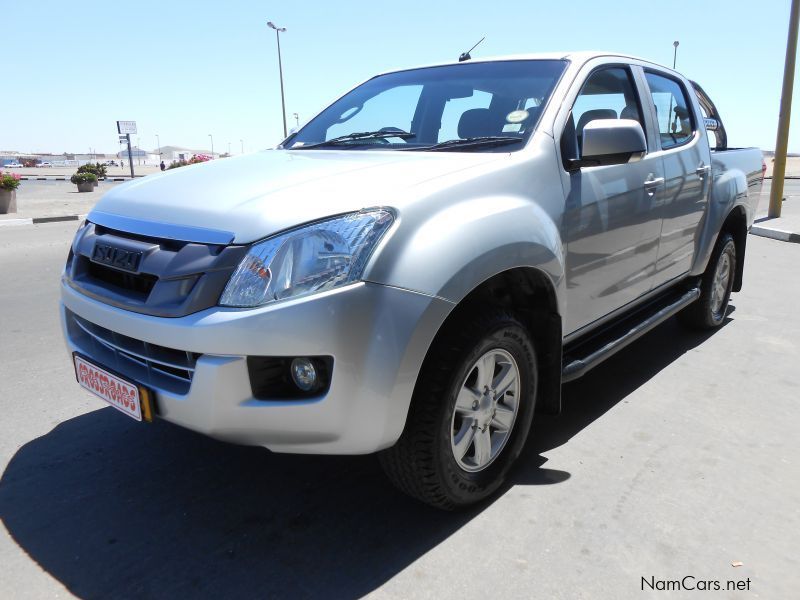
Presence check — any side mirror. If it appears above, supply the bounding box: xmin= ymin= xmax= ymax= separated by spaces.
xmin=570 ymin=119 xmax=646 ymax=170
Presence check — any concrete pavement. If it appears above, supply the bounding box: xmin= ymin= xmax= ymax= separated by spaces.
xmin=752 ymin=179 xmax=800 ymax=243
xmin=0 ymin=180 xmax=124 ymax=224
xmin=0 ymin=222 xmax=798 ymax=599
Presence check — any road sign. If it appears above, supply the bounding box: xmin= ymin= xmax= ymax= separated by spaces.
xmin=117 ymin=121 xmax=137 ymax=135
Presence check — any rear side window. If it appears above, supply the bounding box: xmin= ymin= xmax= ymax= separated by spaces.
xmin=644 ymin=72 xmax=695 ymax=149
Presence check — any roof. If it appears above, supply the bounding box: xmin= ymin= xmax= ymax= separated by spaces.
xmin=373 ymin=51 xmax=673 ymax=77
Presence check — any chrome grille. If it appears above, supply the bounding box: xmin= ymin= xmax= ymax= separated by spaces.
xmin=66 ymin=309 xmax=199 ymax=395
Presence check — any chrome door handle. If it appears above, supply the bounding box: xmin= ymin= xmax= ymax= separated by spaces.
xmin=644 ymin=176 xmax=664 ymax=196
xmin=695 ymin=165 xmax=711 ymax=177
xmin=644 ymin=177 xmax=665 ymax=186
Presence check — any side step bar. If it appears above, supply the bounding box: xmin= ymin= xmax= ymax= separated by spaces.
xmin=562 ymin=287 xmax=701 ymax=383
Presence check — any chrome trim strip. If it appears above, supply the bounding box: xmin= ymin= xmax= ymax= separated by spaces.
xmin=88 ymin=211 xmax=235 ymax=245
xmin=72 ymin=316 xmax=196 ymax=374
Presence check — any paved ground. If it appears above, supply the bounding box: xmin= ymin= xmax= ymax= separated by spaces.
xmin=4 ymin=165 xmax=163 ymax=178
xmin=0 ymin=222 xmax=798 ymax=599
xmin=755 ymin=180 xmax=800 ymax=241
xmin=0 ymin=180 xmax=128 ymax=221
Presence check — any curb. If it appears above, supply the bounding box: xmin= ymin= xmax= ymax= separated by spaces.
xmin=750 ymin=225 xmax=800 ymax=244
xmin=0 ymin=218 xmax=33 ymax=227
xmin=0 ymin=214 xmax=85 ymax=228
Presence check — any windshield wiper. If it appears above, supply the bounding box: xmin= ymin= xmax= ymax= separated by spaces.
xmin=419 ymin=136 xmax=524 ymax=152
xmin=291 ymin=129 xmax=415 ymax=149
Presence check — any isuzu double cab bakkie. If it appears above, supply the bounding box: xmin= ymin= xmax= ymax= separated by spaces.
xmin=61 ymin=52 xmax=763 ymax=508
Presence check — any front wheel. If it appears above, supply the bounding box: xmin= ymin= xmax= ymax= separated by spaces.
xmin=379 ymin=310 xmax=537 ymax=510
xmin=680 ymin=232 xmax=736 ymax=329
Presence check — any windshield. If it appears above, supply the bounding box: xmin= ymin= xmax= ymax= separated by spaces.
xmin=285 ymin=60 xmax=567 ymax=152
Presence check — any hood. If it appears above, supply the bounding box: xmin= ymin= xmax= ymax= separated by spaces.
xmin=89 ymin=150 xmax=502 ymax=244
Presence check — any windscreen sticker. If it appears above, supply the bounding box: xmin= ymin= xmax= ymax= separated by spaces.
xmin=502 ymin=123 xmax=522 ymax=133
xmin=506 ymin=110 xmax=529 ymax=123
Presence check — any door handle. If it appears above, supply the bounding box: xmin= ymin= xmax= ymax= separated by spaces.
xmin=695 ymin=164 xmax=711 ymax=177
xmin=643 ymin=176 xmax=664 ymax=196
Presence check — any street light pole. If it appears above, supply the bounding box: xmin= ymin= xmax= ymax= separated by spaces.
xmin=672 ymin=40 xmax=679 ymax=69
xmin=267 ymin=21 xmax=288 ymax=138
xmin=769 ymin=0 xmax=800 ymax=218
xmin=208 ymin=134 xmax=214 ymax=157
xmin=156 ymin=134 xmax=161 ymax=164
xmin=293 ymin=112 xmax=299 ymax=128
xmin=240 ymin=139 xmax=244 ymax=154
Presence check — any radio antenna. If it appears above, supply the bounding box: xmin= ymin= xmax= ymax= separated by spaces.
xmin=459 ymin=37 xmax=485 ymax=62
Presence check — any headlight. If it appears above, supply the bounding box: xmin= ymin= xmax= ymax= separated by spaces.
xmin=219 ymin=209 xmax=394 ymax=307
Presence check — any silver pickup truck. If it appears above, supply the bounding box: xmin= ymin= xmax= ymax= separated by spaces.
xmin=61 ymin=52 xmax=763 ymax=508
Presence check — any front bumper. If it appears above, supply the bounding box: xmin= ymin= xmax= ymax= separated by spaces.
xmin=61 ymin=279 xmax=453 ymax=454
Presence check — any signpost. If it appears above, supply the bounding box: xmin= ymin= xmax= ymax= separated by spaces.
xmin=116 ymin=121 xmax=137 ymax=179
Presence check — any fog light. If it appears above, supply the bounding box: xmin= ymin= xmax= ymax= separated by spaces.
xmin=290 ymin=357 xmax=317 ymax=392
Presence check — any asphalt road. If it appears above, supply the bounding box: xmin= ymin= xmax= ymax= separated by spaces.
xmin=1 ymin=223 xmax=798 ymax=599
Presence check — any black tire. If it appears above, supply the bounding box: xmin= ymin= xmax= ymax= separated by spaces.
xmin=679 ymin=232 xmax=736 ymax=330
xmin=379 ymin=309 xmax=537 ymax=510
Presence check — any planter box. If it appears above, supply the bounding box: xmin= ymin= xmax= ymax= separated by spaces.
xmin=0 ymin=189 xmax=17 ymax=214
xmin=76 ymin=182 xmax=94 ymax=193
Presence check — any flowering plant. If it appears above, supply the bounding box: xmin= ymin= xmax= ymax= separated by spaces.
xmin=0 ymin=172 xmax=21 ymax=190
xmin=77 ymin=162 xmax=108 ymax=178
xmin=70 ymin=172 xmax=98 ymax=184
xmin=167 ymin=154 xmax=213 ymax=170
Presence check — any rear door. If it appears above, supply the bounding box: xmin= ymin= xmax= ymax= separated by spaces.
xmin=558 ymin=65 xmax=665 ymax=334
xmin=642 ymin=70 xmax=711 ymax=287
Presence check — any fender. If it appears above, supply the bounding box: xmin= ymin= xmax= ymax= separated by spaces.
xmin=366 ymin=193 xmax=565 ymax=315
xmin=366 ymin=193 xmax=566 ymax=441
xmin=691 ymin=158 xmax=751 ymax=277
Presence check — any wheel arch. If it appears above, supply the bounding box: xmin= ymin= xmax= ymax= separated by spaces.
xmin=410 ymin=266 xmax=564 ymax=426
xmin=720 ymin=205 xmax=747 ymax=292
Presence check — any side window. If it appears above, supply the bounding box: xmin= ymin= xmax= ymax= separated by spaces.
xmin=562 ymin=67 xmax=645 ymax=162
xmin=644 ymin=72 xmax=695 ymax=149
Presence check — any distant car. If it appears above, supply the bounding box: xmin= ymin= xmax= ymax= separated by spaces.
xmin=4 ymin=162 xmax=23 ymax=168
xmin=37 ymin=162 xmax=52 ymax=168
xmin=105 ymin=160 xmax=118 ymax=167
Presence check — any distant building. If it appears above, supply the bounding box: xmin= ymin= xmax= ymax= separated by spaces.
xmin=156 ymin=146 xmax=216 ymax=162
xmin=1 ymin=152 xmax=121 ymax=167
xmin=116 ymin=147 xmax=159 ymax=165
xmin=116 ymin=147 xmax=158 ymax=161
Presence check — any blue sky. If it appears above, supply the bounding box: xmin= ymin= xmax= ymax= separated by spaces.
xmin=2 ymin=0 xmax=798 ymax=154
